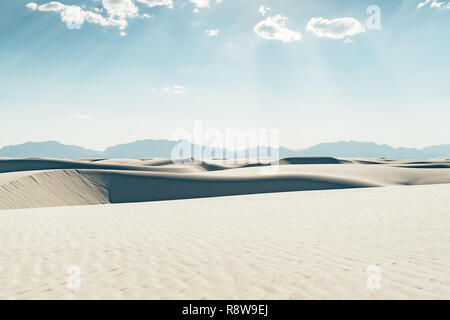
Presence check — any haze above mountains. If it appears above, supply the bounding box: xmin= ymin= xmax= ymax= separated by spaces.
xmin=1 ymin=140 xmax=449 ymax=159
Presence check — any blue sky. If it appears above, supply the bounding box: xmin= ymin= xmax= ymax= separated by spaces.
xmin=0 ymin=0 xmax=449 ymax=150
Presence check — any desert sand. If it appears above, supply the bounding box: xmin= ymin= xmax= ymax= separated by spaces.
xmin=1 ymin=157 xmax=450 ymax=210
xmin=1 ymin=157 xmax=450 ymax=299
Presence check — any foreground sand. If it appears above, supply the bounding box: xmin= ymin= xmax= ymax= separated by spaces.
xmin=1 ymin=184 xmax=450 ymax=299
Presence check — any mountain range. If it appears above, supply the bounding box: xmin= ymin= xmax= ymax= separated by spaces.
xmin=0 ymin=140 xmax=449 ymax=160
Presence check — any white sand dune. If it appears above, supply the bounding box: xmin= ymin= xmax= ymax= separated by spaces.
xmin=1 ymin=157 xmax=450 ymax=210
xmin=0 ymin=158 xmax=202 ymax=174
xmin=1 ymin=184 xmax=449 ymax=299
xmin=0 ymin=170 xmax=109 ymax=210
xmin=1 ymin=157 xmax=450 ymax=299
xmin=0 ymin=169 xmax=375 ymax=210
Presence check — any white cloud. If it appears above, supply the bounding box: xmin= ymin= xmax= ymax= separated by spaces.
xmin=26 ymin=2 xmax=38 ymax=10
xmin=70 ymin=114 xmax=92 ymax=119
xmin=26 ymin=2 xmax=128 ymax=30
xmin=306 ymin=17 xmax=366 ymax=39
xmin=101 ymin=0 xmax=138 ymax=20
xmin=189 ymin=0 xmax=210 ymax=9
xmin=431 ymin=1 xmax=444 ymax=7
xmin=136 ymin=0 xmax=174 ymax=9
xmin=26 ymin=0 xmax=173 ymax=34
xmin=418 ymin=0 xmax=431 ymax=8
xmin=417 ymin=0 xmax=450 ymax=9
xmin=36 ymin=2 xmax=64 ymax=12
xmin=189 ymin=0 xmax=223 ymax=12
xmin=162 ymin=85 xmax=185 ymax=94
xmin=431 ymin=1 xmax=450 ymax=8
xmin=120 ymin=31 xmax=127 ymax=36
xmin=254 ymin=14 xmax=302 ymax=42
xmin=258 ymin=5 xmax=270 ymax=17
xmin=204 ymin=29 xmax=219 ymax=37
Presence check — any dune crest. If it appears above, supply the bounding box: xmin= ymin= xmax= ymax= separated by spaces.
xmin=0 ymin=170 xmax=108 ymax=210
xmin=1 ymin=157 xmax=450 ymax=210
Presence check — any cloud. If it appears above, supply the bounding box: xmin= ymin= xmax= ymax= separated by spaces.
xmin=254 ymin=14 xmax=302 ymax=42
xmin=26 ymin=1 xmax=129 ymax=30
xmin=26 ymin=0 xmax=173 ymax=34
xmin=136 ymin=0 xmax=174 ymax=9
xmin=432 ymin=1 xmax=450 ymax=9
xmin=189 ymin=0 xmax=221 ymax=12
xmin=26 ymin=2 xmax=122 ymax=30
xmin=418 ymin=0 xmax=431 ymax=8
xmin=26 ymin=2 xmax=38 ymax=10
xmin=101 ymin=0 xmax=138 ymax=20
xmin=417 ymin=0 xmax=450 ymax=9
xmin=258 ymin=5 xmax=270 ymax=17
xmin=70 ymin=114 xmax=92 ymax=119
xmin=161 ymin=85 xmax=185 ymax=94
xmin=189 ymin=0 xmax=210 ymax=9
xmin=204 ymin=29 xmax=219 ymax=37
xmin=306 ymin=17 xmax=366 ymax=39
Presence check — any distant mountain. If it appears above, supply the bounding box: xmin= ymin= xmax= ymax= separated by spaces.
xmin=0 ymin=141 xmax=102 ymax=159
xmin=421 ymin=144 xmax=450 ymax=157
xmin=241 ymin=141 xmax=450 ymax=159
xmin=103 ymin=139 xmax=183 ymax=158
xmin=1 ymin=140 xmax=449 ymax=159
xmin=290 ymin=141 xmax=427 ymax=159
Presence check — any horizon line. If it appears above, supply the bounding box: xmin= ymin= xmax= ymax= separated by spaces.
xmin=1 ymin=139 xmax=449 ymax=153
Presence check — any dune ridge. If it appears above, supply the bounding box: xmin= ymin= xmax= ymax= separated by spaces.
xmin=1 ymin=157 xmax=450 ymax=210
xmin=0 ymin=170 xmax=108 ymax=210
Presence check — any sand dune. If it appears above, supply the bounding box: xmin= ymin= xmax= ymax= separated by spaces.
xmin=1 ymin=157 xmax=450 ymax=299
xmin=0 ymin=158 xmax=198 ymax=174
xmin=0 ymin=169 xmax=374 ymax=210
xmin=0 ymin=170 xmax=108 ymax=210
xmin=1 ymin=158 xmax=450 ymax=210
xmin=278 ymin=156 xmax=347 ymax=164
xmin=1 ymin=184 xmax=449 ymax=299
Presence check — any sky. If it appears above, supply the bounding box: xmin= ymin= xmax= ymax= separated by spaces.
xmin=0 ymin=0 xmax=449 ymax=151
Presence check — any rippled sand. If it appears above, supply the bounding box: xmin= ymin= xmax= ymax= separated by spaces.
xmin=1 ymin=184 xmax=450 ymax=299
